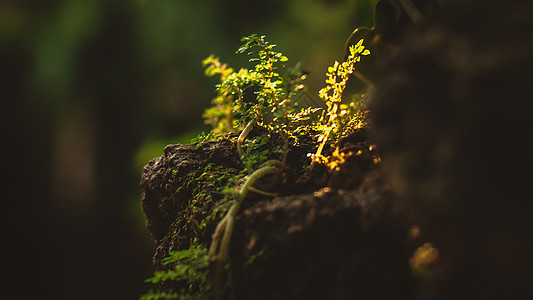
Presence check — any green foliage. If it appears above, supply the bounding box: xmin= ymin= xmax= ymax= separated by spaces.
xmin=193 ymin=163 xmax=242 ymax=228
xmin=180 ymin=162 xmax=241 ymax=230
xmin=190 ymin=131 xmax=219 ymax=150
xmin=240 ymin=134 xmax=272 ymax=173
xmin=202 ymin=35 xmax=370 ymax=167
xmin=202 ymin=34 xmax=311 ymax=138
xmin=202 ymin=36 xmax=373 ymax=179
xmin=312 ymin=40 xmax=370 ymax=166
xmin=141 ymin=246 xmax=213 ymax=300
xmin=201 ymin=56 xmax=237 ymax=134
xmin=140 ymin=290 xmax=179 ymax=300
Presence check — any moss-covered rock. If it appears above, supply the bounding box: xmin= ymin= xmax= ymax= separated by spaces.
xmin=140 ymin=129 xmax=415 ymax=299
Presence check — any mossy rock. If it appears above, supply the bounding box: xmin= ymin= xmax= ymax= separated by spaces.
xmin=140 ymin=129 xmax=416 ymax=299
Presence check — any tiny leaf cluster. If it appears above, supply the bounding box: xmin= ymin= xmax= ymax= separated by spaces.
xmin=202 ymin=34 xmax=310 ymax=145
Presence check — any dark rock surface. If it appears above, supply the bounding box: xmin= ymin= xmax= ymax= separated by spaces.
xmin=231 ymin=189 xmax=414 ymax=300
xmin=140 ymin=132 xmax=415 ymax=299
xmin=141 ymin=139 xmax=241 ymax=242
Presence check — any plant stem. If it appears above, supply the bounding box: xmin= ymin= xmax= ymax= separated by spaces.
xmin=237 ymin=120 xmax=255 ymax=158
xmin=314 ymin=101 xmax=338 ymax=159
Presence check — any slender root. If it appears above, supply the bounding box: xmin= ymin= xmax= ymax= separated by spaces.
xmin=246 ymin=186 xmax=278 ymax=197
xmin=208 ymin=212 xmax=229 ymax=257
xmin=238 ymin=165 xmax=280 ymax=200
xmin=237 ymin=120 xmax=255 ymax=158
xmin=210 ymin=163 xmax=282 ymax=299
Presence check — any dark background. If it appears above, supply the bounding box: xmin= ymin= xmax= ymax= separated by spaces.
xmin=2 ymin=0 xmax=377 ymax=298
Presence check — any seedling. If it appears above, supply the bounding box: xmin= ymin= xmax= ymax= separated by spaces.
xmin=312 ymin=40 xmax=370 ymax=169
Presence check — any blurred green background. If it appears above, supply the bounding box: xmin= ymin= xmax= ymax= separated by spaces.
xmin=2 ymin=0 xmax=376 ymax=298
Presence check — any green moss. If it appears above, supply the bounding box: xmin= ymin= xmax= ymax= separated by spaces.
xmin=142 ymin=246 xmax=213 ymax=300
xmin=142 ymin=158 xmax=243 ymax=299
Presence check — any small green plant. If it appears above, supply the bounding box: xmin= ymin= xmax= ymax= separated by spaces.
xmin=201 ymin=56 xmax=237 ymax=134
xmin=311 ymin=40 xmax=370 ymax=169
xmin=202 ymin=34 xmax=310 ymax=161
xmin=141 ymin=246 xmax=213 ymax=300
xmin=189 ymin=131 xmax=218 ymax=149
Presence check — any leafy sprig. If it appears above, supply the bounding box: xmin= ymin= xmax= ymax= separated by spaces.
xmin=141 ymin=246 xmax=212 ymax=300
xmin=312 ymin=39 xmax=370 ymax=167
